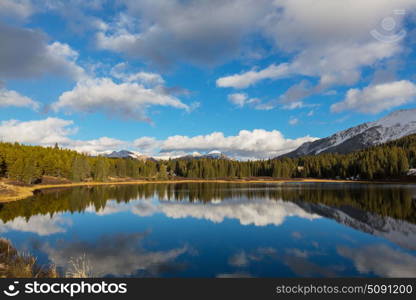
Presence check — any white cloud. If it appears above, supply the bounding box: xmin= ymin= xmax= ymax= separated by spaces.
xmin=217 ymin=64 xmax=290 ymax=89
xmin=39 ymin=0 xmax=107 ymax=34
xmin=247 ymin=81 xmax=321 ymax=111
xmin=45 ymin=41 xmax=85 ymax=80
xmin=282 ymin=102 xmax=305 ymax=110
xmin=338 ymin=244 xmax=416 ymax=277
xmin=217 ymin=42 xmax=400 ymax=89
xmin=215 ymin=0 xmax=416 ymax=110
xmin=0 ymin=118 xmax=76 ymax=145
xmin=42 ymin=232 xmax=189 ymax=277
xmin=331 ymin=80 xmax=416 ymax=114
xmin=0 ymin=214 xmax=71 ymax=236
xmin=133 ymin=137 xmax=161 ymax=154
xmin=0 ymin=0 xmax=34 ymax=20
xmin=0 ymin=117 xmax=317 ymax=159
xmin=0 ymin=117 xmax=129 ymax=155
xmin=96 ymin=0 xmax=273 ymax=67
xmin=160 ymin=129 xmax=318 ymax=159
xmin=51 ymin=77 xmax=189 ymax=122
xmin=156 ymin=199 xmax=321 ymax=226
xmin=0 ymin=22 xmax=85 ymax=80
xmin=69 ymin=137 xmax=127 ymax=155
xmin=289 ymin=118 xmax=299 ymax=126
xmin=227 ymin=93 xmax=260 ymax=108
xmin=89 ymin=197 xmax=321 ymax=227
xmin=0 ymin=88 xmax=39 ymax=110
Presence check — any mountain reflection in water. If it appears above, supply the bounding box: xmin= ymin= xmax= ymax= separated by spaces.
xmin=0 ymin=182 xmax=415 ymax=277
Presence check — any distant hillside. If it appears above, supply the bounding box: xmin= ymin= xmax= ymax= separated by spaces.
xmin=282 ymin=109 xmax=416 ymax=158
xmin=104 ymin=150 xmax=155 ymax=161
xmin=176 ymin=151 xmax=231 ymax=161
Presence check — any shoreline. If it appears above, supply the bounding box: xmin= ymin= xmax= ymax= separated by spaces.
xmin=0 ymin=178 xmax=415 ymax=203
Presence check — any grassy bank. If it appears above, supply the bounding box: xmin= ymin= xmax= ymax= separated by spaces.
xmin=0 ymin=238 xmax=92 ymax=278
xmin=0 ymin=238 xmax=58 ymax=278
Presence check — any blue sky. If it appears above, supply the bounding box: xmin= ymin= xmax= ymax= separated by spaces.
xmin=0 ymin=0 xmax=416 ymax=159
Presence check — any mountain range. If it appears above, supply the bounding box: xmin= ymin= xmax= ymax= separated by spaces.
xmin=105 ymin=150 xmax=154 ymax=161
xmin=296 ymin=200 xmax=416 ymax=251
xmin=104 ymin=149 xmax=230 ymax=161
xmin=104 ymin=109 xmax=416 ymax=161
xmin=281 ymin=109 xmax=416 ymax=158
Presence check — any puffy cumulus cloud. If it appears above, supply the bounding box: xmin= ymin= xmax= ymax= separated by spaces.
xmin=41 ymin=233 xmax=190 ymax=277
xmin=0 ymin=88 xmax=39 ymax=110
xmin=216 ymin=0 xmax=416 ymax=109
xmin=51 ymin=77 xmax=189 ymax=122
xmin=85 ymin=197 xmax=321 ymax=227
xmin=217 ymin=42 xmax=399 ymax=89
xmin=0 ymin=117 xmax=129 ymax=155
xmin=0 ymin=22 xmax=85 ymax=80
xmin=0 ymin=214 xmax=71 ymax=236
xmin=0 ymin=118 xmax=76 ymax=145
xmin=0 ymin=117 xmax=317 ymax=159
xmin=158 ymin=199 xmax=321 ymax=226
xmin=217 ymin=64 xmax=291 ymax=89
xmin=331 ymin=80 xmax=416 ymax=114
xmin=0 ymin=0 xmax=34 ymax=20
xmin=227 ymin=93 xmax=260 ymax=108
xmin=68 ymin=137 xmax=128 ymax=156
xmin=133 ymin=137 xmax=161 ymax=155
xmin=160 ymin=129 xmax=318 ymax=159
xmin=338 ymin=244 xmax=416 ymax=277
xmin=39 ymin=0 xmax=107 ymax=34
xmin=110 ymin=62 xmax=165 ymax=86
xmin=96 ymin=0 xmax=273 ymax=67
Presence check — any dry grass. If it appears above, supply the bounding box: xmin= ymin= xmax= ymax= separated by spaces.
xmin=0 ymin=238 xmax=95 ymax=278
xmin=65 ymin=254 xmax=92 ymax=278
xmin=0 ymin=182 xmax=35 ymax=203
xmin=0 ymin=238 xmax=58 ymax=278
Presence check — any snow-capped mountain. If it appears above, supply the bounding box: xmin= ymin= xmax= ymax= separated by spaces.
xmin=104 ymin=149 xmax=230 ymax=161
xmin=104 ymin=150 xmax=152 ymax=161
xmin=296 ymin=201 xmax=416 ymax=251
xmin=177 ymin=150 xmax=231 ymax=160
xmin=282 ymin=109 xmax=416 ymax=157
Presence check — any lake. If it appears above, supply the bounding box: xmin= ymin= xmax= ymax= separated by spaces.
xmin=0 ymin=182 xmax=415 ymax=278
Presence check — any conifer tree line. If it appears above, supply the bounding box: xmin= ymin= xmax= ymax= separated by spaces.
xmin=0 ymin=134 xmax=415 ymax=184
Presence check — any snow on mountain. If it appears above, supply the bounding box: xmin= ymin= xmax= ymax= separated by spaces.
xmin=177 ymin=150 xmax=231 ymax=160
xmin=104 ymin=150 xmax=152 ymax=161
xmin=296 ymin=201 xmax=416 ymax=251
xmin=104 ymin=149 xmax=231 ymax=161
xmin=282 ymin=109 xmax=416 ymax=157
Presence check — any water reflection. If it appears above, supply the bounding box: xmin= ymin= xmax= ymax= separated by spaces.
xmin=0 ymin=183 xmax=415 ymax=222
xmin=337 ymin=244 xmax=416 ymax=277
xmin=0 ymin=182 xmax=415 ymax=277
xmin=0 ymin=214 xmax=71 ymax=236
xmin=40 ymin=232 xmax=190 ymax=277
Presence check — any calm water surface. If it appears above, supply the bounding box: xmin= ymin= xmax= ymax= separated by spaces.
xmin=0 ymin=182 xmax=415 ymax=277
